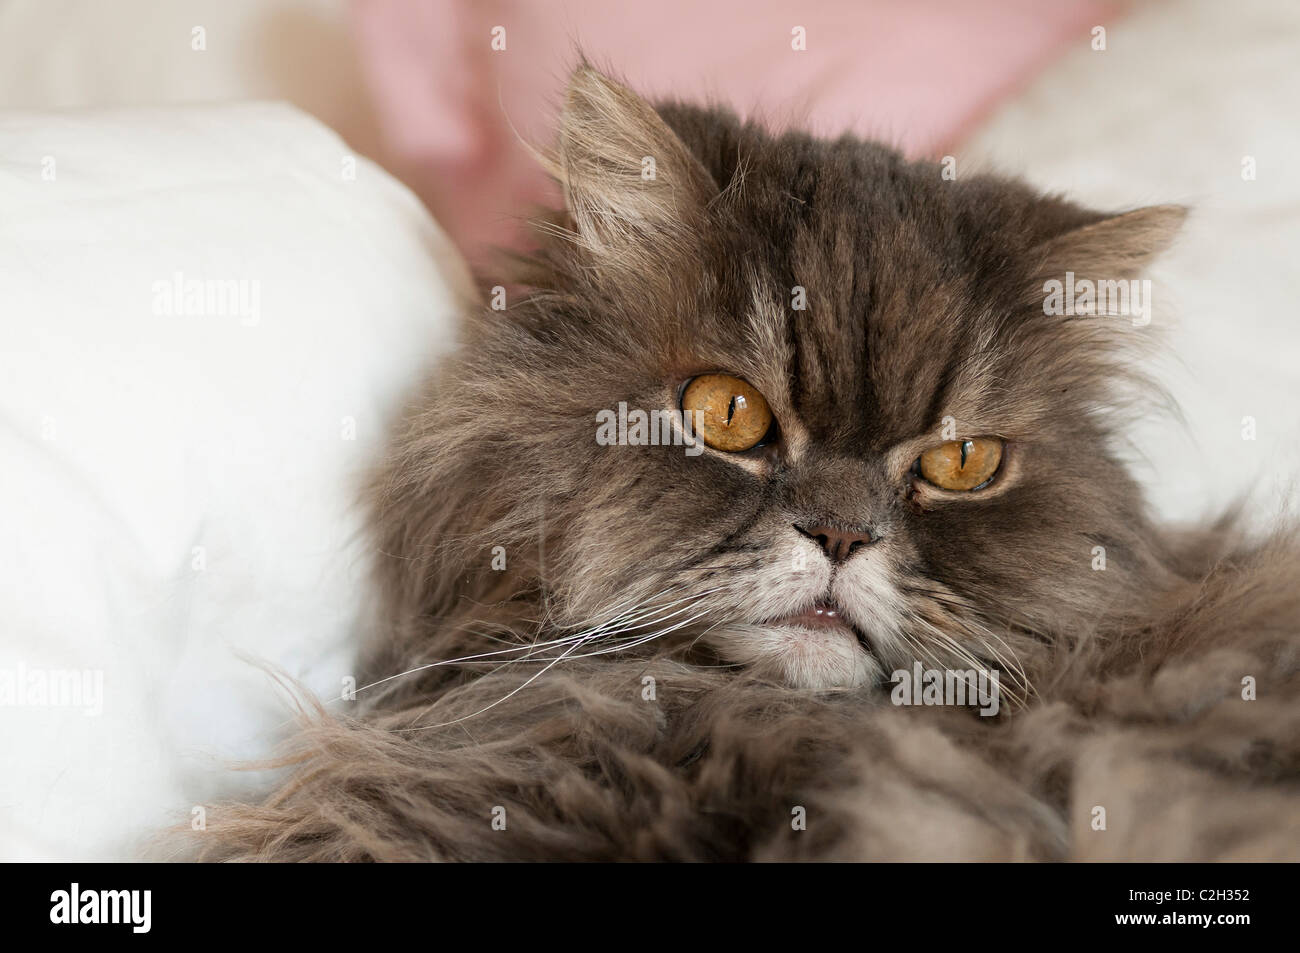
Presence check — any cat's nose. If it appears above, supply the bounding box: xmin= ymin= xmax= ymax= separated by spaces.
xmin=794 ymin=523 xmax=877 ymax=564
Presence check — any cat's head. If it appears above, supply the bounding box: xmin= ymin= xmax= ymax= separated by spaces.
xmin=375 ymin=67 xmax=1185 ymax=696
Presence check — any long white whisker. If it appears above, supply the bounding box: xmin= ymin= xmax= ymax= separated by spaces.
xmin=519 ymin=608 xmax=715 ymax=662
xmin=397 ymin=596 xmax=719 ymax=726
xmin=345 ymin=578 xmax=742 ymax=709
xmin=397 ymin=634 xmax=593 ymax=732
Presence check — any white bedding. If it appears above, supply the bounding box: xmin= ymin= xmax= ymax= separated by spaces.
xmin=0 ymin=102 xmax=470 ymax=860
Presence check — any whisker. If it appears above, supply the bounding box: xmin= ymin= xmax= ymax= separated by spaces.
xmin=377 ymin=583 xmax=737 ymax=722
xmin=396 ymin=592 xmax=726 ymax=727
xmin=898 ymin=583 xmax=1034 ymax=705
xmin=397 ymin=634 xmax=594 ymax=732
xmin=523 ymin=608 xmax=716 ymax=662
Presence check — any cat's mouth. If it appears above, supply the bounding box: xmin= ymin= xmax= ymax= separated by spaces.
xmin=709 ymin=596 xmax=884 ymax=689
xmin=762 ymin=600 xmax=870 ymax=650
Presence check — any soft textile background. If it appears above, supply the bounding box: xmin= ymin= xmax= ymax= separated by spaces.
xmin=0 ymin=0 xmax=1116 ymax=264
xmin=350 ymin=0 xmax=1115 ymax=262
xmin=0 ymin=102 xmax=468 ymax=860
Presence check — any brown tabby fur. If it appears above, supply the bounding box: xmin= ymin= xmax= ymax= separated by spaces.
xmin=193 ymin=67 xmax=1300 ymax=861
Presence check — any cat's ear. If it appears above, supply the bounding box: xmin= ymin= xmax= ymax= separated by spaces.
xmin=1032 ymin=204 xmax=1187 ymax=282
xmin=553 ymin=65 xmax=718 ymax=257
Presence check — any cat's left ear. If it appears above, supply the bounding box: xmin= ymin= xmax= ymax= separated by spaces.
xmin=553 ymin=65 xmax=719 ymax=259
xmin=1032 ymin=204 xmax=1187 ymax=282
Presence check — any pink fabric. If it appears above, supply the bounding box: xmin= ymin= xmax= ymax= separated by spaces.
xmin=350 ymin=0 xmax=1116 ymax=266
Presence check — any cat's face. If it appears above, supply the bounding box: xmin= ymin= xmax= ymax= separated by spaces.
xmin=423 ymin=68 xmax=1184 ymax=694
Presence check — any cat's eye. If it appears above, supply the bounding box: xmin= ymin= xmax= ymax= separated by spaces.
xmin=916 ymin=438 xmax=1004 ymax=491
xmin=681 ymin=374 xmax=773 ymax=452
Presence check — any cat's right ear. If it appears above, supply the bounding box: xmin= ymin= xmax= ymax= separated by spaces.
xmin=549 ymin=65 xmax=719 ymax=261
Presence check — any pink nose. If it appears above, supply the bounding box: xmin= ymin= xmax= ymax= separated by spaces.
xmin=794 ymin=524 xmax=876 ymax=563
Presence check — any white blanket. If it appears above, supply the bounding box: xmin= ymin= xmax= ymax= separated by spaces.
xmin=0 ymin=102 xmax=470 ymax=860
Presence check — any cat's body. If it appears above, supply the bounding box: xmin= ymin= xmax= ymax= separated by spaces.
xmin=197 ymin=68 xmax=1300 ymax=861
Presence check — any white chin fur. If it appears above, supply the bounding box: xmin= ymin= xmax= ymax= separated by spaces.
xmin=708 ymin=623 xmax=882 ymax=690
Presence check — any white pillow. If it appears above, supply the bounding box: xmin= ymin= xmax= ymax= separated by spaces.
xmin=0 ymin=101 xmax=470 ymax=860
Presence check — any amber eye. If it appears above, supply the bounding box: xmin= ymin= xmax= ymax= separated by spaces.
xmin=681 ymin=374 xmax=773 ymax=452
xmin=916 ymin=438 xmax=1004 ymax=491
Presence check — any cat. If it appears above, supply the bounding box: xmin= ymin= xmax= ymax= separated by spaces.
xmin=195 ymin=65 xmax=1300 ymax=861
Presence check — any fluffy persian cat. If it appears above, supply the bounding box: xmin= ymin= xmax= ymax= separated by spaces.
xmin=197 ymin=66 xmax=1300 ymax=862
